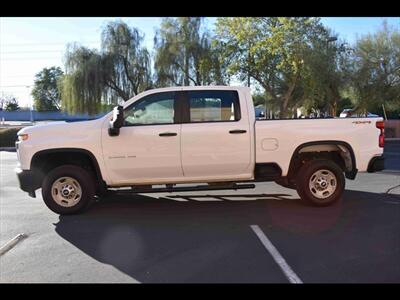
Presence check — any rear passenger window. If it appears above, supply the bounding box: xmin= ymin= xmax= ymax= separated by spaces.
xmin=188 ymin=90 xmax=240 ymax=122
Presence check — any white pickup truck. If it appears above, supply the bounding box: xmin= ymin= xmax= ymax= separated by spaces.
xmin=16 ymin=86 xmax=385 ymax=214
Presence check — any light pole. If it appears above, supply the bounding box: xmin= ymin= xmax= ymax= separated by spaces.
xmin=327 ymin=37 xmax=338 ymax=43
xmin=26 ymin=85 xmax=33 ymax=123
xmin=326 ymin=37 xmax=338 ymax=55
xmin=326 ymin=37 xmax=338 ymax=58
xmin=326 ymin=37 xmax=338 ymax=117
xmin=247 ymin=41 xmax=251 ymax=87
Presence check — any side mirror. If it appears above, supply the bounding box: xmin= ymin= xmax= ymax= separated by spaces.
xmin=108 ymin=105 xmax=124 ymax=136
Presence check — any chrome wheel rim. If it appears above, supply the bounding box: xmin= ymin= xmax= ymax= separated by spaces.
xmin=308 ymin=169 xmax=337 ymax=200
xmin=51 ymin=177 xmax=82 ymax=207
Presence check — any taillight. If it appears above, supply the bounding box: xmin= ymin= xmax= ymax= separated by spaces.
xmin=376 ymin=121 xmax=384 ymax=148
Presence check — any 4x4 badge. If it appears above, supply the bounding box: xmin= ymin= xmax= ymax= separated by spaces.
xmin=352 ymin=120 xmax=372 ymax=124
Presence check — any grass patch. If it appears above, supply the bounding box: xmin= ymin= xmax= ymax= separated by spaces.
xmin=0 ymin=127 xmax=23 ymax=147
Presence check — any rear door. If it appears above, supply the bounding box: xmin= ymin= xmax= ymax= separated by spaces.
xmin=180 ymin=89 xmax=252 ymax=181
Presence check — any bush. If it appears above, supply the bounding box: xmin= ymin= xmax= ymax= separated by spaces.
xmin=0 ymin=127 xmax=23 ymax=147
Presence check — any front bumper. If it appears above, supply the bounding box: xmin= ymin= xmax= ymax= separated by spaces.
xmin=16 ymin=168 xmax=38 ymax=198
xmin=367 ymin=155 xmax=385 ymax=173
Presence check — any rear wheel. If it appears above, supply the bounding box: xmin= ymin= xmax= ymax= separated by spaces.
xmin=295 ymin=160 xmax=345 ymax=206
xmin=42 ymin=165 xmax=96 ymax=215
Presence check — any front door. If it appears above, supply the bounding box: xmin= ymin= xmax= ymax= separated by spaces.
xmin=101 ymin=91 xmax=183 ymax=185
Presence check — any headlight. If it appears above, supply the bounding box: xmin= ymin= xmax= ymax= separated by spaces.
xmin=18 ymin=134 xmax=29 ymax=141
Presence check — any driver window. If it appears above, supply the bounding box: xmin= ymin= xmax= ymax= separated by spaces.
xmin=124 ymin=92 xmax=175 ymax=126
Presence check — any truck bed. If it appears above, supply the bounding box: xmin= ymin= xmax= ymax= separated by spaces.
xmin=255 ymin=117 xmax=384 ymax=176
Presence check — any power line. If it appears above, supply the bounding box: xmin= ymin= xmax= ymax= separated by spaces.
xmin=0 ymin=57 xmax=62 ymax=61
xmin=1 ymin=50 xmax=65 ymax=54
xmin=0 ymin=41 xmax=99 ymax=46
xmin=0 ymin=85 xmax=32 ymax=88
xmin=0 ymin=75 xmax=36 ymax=78
xmin=0 ymin=91 xmax=31 ymax=93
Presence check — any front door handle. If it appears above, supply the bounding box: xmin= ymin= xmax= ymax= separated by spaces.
xmin=159 ymin=132 xmax=177 ymax=137
xmin=229 ymin=129 xmax=247 ymax=134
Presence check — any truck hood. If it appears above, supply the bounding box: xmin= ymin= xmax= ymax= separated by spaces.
xmin=17 ymin=118 xmax=106 ymax=138
xmin=18 ymin=121 xmax=66 ymax=134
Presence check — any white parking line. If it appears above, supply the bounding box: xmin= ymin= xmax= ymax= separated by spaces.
xmin=386 ymin=184 xmax=400 ymax=194
xmin=250 ymin=225 xmax=303 ymax=284
xmin=0 ymin=233 xmax=27 ymax=256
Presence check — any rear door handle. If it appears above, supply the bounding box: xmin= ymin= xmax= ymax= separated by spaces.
xmin=159 ymin=132 xmax=177 ymax=137
xmin=229 ymin=129 xmax=247 ymax=134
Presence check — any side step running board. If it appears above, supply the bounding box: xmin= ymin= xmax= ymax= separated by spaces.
xmin=114 ymin=183 xmax=255 ymax=194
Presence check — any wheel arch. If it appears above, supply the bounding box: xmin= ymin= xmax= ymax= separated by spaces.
xmin=288 ymin=140 xmax=357 ymax=180
xmin=30 ymin=148 xmax=106 ymax=190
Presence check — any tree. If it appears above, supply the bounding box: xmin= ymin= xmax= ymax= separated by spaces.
xmin=0 ymin=96 xmax=5 ymax=111
xmin=298 ymin=30 xmax=355 ymax=117
xmin=61 ymin=45 xmax=105 ymax=115
xmin=2 ymin=96 xmax=20 ymax=111
xmin=101 ymin=21 xmax=153 ymax=99
xmin=61 ymin=21 xmax=152 ymax=114
xmin=31 ymin=66 xmax=64 ymax=111
xmin=154 ymin=17 xmax=228 ymax=87
xmin=349 ymin=21 xmax=400 ymax=117
xmin=215 ymin=17 xmax=335 ymax=118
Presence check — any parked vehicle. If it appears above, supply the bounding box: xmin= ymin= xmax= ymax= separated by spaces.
xmin=254 ymin=105 xmax=266 ymax=119
xmin=340 ymin=109 xmax=379 ymax=118
xmin=16 ymin=86 xmax=385 ymax=214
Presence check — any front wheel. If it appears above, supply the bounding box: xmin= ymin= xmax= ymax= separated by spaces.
xmin=42 ymin=165 xmax=96 ymax=215
xmin=295 ymin=160 xmax=345 ymax=207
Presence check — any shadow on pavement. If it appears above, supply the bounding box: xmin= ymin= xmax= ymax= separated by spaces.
xmin=53 ymin=190 xmax=399 ymax=283
xmin=384 ymin=140 xmax=400 ymax=171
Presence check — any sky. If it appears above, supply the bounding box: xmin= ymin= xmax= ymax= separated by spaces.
xmin=1 ymin=17 xmax=399 ymax=108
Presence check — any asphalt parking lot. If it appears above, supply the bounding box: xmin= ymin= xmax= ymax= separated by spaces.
xmin=0 ymin=151 xmax=399 ymax=283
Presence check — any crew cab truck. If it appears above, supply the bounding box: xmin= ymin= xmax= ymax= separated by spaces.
xmin=15 ymin=86 xmax=385 ymax=215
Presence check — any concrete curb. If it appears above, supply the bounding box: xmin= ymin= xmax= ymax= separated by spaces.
xmin=379 ymin=170 xmax=400 ymax=175
xmin=0 ymin=147 xmax=16 ymax=152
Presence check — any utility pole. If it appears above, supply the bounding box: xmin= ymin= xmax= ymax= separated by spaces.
xmin=247 ymin=41 xmax=251 ymax=87
xmin=382 ymin=103 xmax=388 ymax=120
xmin=26 ymin=86 xmax=34 ymax=123
xmin=326 ymin=37 xmax=338 ymax=116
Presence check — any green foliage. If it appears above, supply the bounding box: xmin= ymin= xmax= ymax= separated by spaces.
xmin=252 ymin=93 xmax=267 ymax=106
xmin=101 ymin=21 xmax=152 ymax=97
xmin=336 ymin=97 xmax=354 ymax=114
xmin=3 ymin=97 xmax=20 ymax=111
xmin=61 ymin=21 xmax=152 ymax=115
xmin=349 ymin=21 xmax=400 ymax=117
xmin=31 ymin=66 xmax=64 ymax=111
xmin=299 ymin=31 xmax=355 ymax=116
xmin=57 ymin=18 xmax=399 ymax=118
xmin=61 ymin=45 xmax=105 ymax=115
xmin=154 ymin=17 xmax=228 ymax=87
xmin=1 ymin=94 xmax=10 ymax=110
xmin=215 ymin=17 xmax=333 ymax=117
xmin=0 ymin=127 xmax=23 ymax=147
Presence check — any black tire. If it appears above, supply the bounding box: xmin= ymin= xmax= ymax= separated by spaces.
xmin=41 ymin=165 xmax=96 ymax=215
xmin=295 ymin=160 xmax=345 ymax=207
